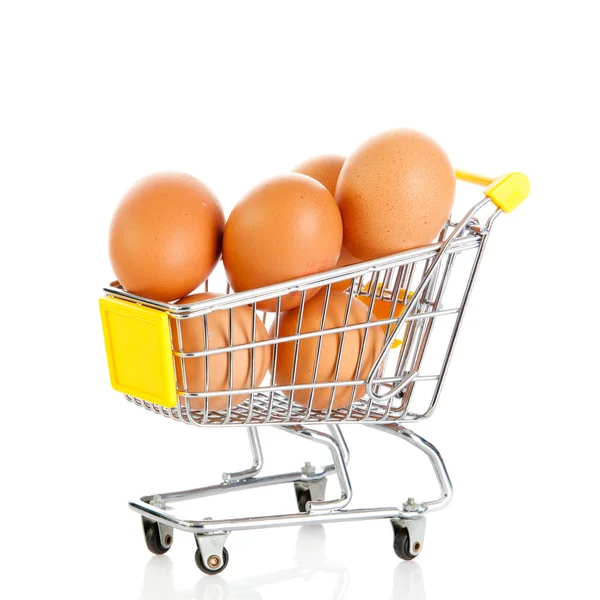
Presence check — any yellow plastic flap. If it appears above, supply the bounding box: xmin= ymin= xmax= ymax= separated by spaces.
xmin=99 ymin=296 xmax=177 ymax=408
xmin=483 ymin=172 xmax=530 ymax=213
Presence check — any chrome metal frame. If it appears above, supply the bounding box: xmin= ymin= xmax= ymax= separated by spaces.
xmin=129 ymin=423 xmax=451 ymax=529
xmin=106 ymin=196 xmax=503 ymax=569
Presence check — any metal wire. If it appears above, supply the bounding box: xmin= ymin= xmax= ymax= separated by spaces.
xmin=111 ymin=197 xmax=496 ymax=427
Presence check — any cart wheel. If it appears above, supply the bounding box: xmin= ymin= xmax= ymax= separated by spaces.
xmin=295 ymin=487 xmax=313 ymax=513
xmin=393 ymin=526 xmax=417 ymax=561
xmin=195 ymin=547 xmax=229 ymax=575
xmin=142 ymin=517 xmax=173 ymax=555
xmin=294 ymin=477 xmax=327 ymax=513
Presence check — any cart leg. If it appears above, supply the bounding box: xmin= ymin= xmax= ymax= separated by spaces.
xmin=368 ymin=423 xmax=453 ymax=512
xmin=222 ymin=427 xmax=264 ymax=483
xmin=292 ymin=425 xmax=349 ymax=512
xmin=327 ymin=424 xmax=350 ymax=465
xmin=368 ymin=423 xmax=452 ymax=561
xmin=281 ymin=425 xmax=352 ymax=512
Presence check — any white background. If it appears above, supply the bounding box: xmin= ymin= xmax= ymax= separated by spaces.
xmin=1 ymin=2 xmax=599 ymax=599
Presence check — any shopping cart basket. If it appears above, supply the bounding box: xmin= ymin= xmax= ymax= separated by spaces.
xmin=100 ymin=170 xmax=529 ymax=573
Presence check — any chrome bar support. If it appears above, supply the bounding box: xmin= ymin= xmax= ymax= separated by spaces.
xmin=280 ymin=425 xmax=352 ymax=512
xmin=222 ymin=427 xmax=264 ymax=482
xmin=369 ymin=423 xmax=453 ymax=512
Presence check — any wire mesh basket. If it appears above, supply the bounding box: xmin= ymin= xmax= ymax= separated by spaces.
xmin=100 ymin=173 xmax=528 ymax=428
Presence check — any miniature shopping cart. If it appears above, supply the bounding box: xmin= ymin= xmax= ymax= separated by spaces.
xmin=99 ymin=170 xmax=529 ymax=574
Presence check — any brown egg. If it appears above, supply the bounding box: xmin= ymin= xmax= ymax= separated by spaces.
xmin=223 ymin=173 xmax=343 ymax=311
xmin=271 ymin=291 xmax=384 ymax=410
xmin=331 ymin=245 xmax=360 ymax=292
xmin=171 ymin=293 xmax=271 ymax=412
xmin=293 ymin=154 xmax=346 ymax=196
xmin=294 ymin=154 xmax=359 ymax=292
xmin=293 ymin=155 xmax=357 ymax=292
xmin=109 ymin=172 xmax=225 ymax=302
xmin=336 ymin=129 xmax=456 ymax=260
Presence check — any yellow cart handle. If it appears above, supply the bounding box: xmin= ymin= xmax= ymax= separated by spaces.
xmin=455 ymin=169 xmax=530 ymax=213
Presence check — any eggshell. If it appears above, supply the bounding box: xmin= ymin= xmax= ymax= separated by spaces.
xmin=271 ymin=291 xmax=384 ymax=410
xmin=171 ymin=293 xmax=271 ymax=412
xmin=336 ymin=129 xmax=456 ymax=260
xmin=293 ymin=155 xmax=358 ymax=292
xmin=331 ymin=245 xmax=360 ymax=292
xmin=109 ymin=172 xmax=224 ymax=302
xmin=223 ymin=173 xmax=343 ymax=311
xmin=293 ymin=154 xmax=346 ymax=196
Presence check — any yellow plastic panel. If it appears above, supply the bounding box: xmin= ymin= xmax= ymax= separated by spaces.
xmin=483 ymin=172 xmax=530 ymax=212
xmin=99 ymin=297 xmax=177 ymax=408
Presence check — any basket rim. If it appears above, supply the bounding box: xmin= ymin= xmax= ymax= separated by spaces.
xmin=103 ymin=232 xmax=481 ymax=316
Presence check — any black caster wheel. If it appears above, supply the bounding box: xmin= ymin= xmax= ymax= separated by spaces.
xmin=294 ymin=477 xmax=327 ymax=513
xmin=393 ymin=526 xmax=416 ymax=561
xmin=195 ymin=547 xmax=229 ymax=575
xmin=295 ymin=487 xmax=313 ymax=513
xmin=142 ymin=517 xmax=173 ymax=555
